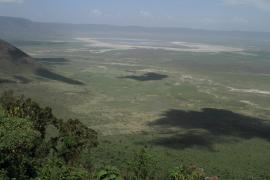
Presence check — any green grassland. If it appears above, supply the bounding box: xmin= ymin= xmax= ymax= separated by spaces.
xmin=2 ymin=39 xmax=270 ymax=179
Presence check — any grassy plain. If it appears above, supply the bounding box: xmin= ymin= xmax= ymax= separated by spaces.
xmin=2 ymin=38 xmax=270 ymax=179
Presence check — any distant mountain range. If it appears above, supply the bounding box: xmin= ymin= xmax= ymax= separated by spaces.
xmin=1 ymin=16 xmax=270 ymax=48
xmin=0 ymin=39 xmax=83 ymax=85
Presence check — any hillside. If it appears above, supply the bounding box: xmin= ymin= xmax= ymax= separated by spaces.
xmin=0 ymin=39 xmax=83 ymax=85
xmin=0 ymin=38 xmax=39 ymax=74
xmin=0 ymin=91 xmax=216 ymax=179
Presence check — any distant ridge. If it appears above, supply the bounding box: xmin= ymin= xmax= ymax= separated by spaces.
xmin=0 ymin=39 xmax=83 ymax=85
xmin=1 ymin=16 xmax=270 ymax=45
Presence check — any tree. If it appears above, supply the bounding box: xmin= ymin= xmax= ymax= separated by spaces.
xmin=0 ymin=91 xmax=98 ymax=164
xmin=126 ymin=148 xmax=157 ymax=180
xmin=0 ymin=116 xmax=41 ymax=179
xmin=0 ymin=91 xmax=98 ymax=179
xmin=0 ymin=91 xmax=54 ymax=138
xmin=56 ymin=119 xmax=98 ymax=164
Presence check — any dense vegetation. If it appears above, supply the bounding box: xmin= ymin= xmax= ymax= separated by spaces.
xmin=0 ymin=90 xmax=97 ymax=179
xmin=0 ymin=91 xmax=216 ymax=180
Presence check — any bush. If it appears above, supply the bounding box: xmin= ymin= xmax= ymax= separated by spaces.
xmin=126 ymin=148 xmax=157 ymax=180
xmin=168 ymin=164 xmax=207 ymax=180
xmin=0 ymin=170 xmax=8 ymax=180
xmin=35 ymin=157 xmax=91 ymax=180
xmin=96 ymin=166 xmax=123 ymax=180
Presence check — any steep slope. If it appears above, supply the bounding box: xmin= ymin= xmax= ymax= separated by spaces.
xmin=0 ymin=38 xmax=39 ymax=74
xmin=0 ymin=39 xmax=83 ymax=85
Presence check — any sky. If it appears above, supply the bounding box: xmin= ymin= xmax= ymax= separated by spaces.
xmin=0 ymin=0 xmax=270 ymax=32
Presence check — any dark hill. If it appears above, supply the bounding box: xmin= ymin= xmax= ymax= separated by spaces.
xmin=0 ymin=38 xmax=38 ymax=73
xmin=0 ymin=39 xmax=83 ymax=85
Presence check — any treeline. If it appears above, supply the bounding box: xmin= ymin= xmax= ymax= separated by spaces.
xmin=0 ymin=91 xmax=217 ymax=180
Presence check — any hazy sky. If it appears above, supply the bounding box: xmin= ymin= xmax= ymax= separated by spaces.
xmin=0 ymin=0 xmax=270 ymax=32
